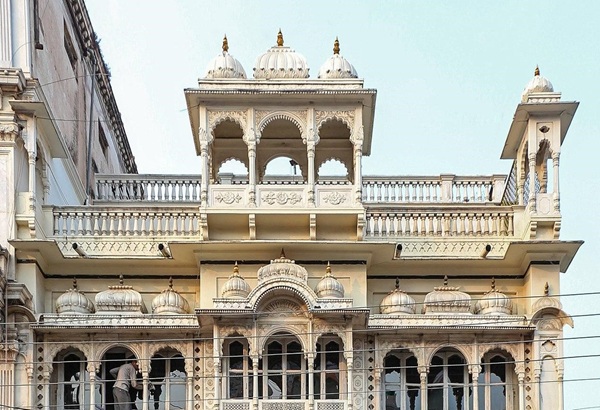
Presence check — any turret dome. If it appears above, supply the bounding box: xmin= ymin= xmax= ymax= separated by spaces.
xmin=532 ymin=282 xmax=563 ymax=312
xmin=379 ymin=278 xmax=416 ymax=314
xmin=56 ymin=278 xmax=95 ymax=314
xmin=423 ymin=276 xmax=472 ymax=314
xmin=253 ymin=30 xmax=309 ymax=79
xmin=474 ymin=279 xmax=513 ymax=315
xmin=315 ymin=263 xmax=344 ymax=298
xmin=521 ymin=66 xmax=554 ymax=102
xmin=318 ymin=38 xmax=358 ymax=79
xmin=152 ymin=278 xmax=191 ymax=314
xmin=204 ymin=36 xmax=247 ymax=79
xmin=95 ymin=275 xmax=145 ymax=314
xmin=221 ymin=263 xmax=252 ymax=299
xmin=257 ymin=250 xmax=308 ymax=284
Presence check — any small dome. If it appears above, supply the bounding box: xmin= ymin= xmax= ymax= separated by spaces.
xmin=253 ymin=30 xmax=309 ymax=79
xmin=56 ymin=279 xmax=95 ymax=314
xmin=95 ymin=276 xmax=145 ymax=314
xmin=315 ymin=263 xmax=345 ymax=298
xmin=423 ymin=276 xmax=472 ymax=314
xmin=257 ymin=250 xmax=308 ymax=284
xmin=532 ymin=282 xmax=563 ymax=312
xmin=380 ymin=278 xmax=416 ymax=314
xmin=318 ymin=38 xmax=358 ymax=79
xmin=152 ymin=278 xmax=191 ymax=314
xmin=204 ymin=36 xmax=247 ymax=79
xmin=474 ymin=279 xmax=513 ymax=315
xmin=222 ymin=263 xmax=251 ymax=299
xmin=521 ymin=66 xmax=554 ymax=102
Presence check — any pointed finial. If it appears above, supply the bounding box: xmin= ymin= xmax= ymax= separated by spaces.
xmin=280 ymin=248 xmax=286 ymax=258
xmin=443 ymin=275 xmax=448 ymax=286
xmin=233 ymin=262 xmax=240 ymax=275
xmin=534 ymin=65 xmax=540 ymax=76
xmin=395 ymin=277 xmax=400 ymax=290
xmin=169 ymin=276 xmax=173 ymax=290
xmin=119 ymin=274 xmax=124 ymax=285
xmin=491 ymin=277 xmax=496 ymax=291
xmin=277 ymin=29 xmax=284 ymax=47
xmin=73 ymin=277 xmax=78 ymax=290
xmin=222 ymin=35 xmax=229 ymax=53
xmin=333 ymin=37 xmax=340 ymax=55
xmin=326 ymin=262 xmax=332 ymax=275
xmin=544 ymin=282 xmax=549 ymax=296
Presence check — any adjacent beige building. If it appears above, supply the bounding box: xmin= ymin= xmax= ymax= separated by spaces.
xmin=0 ymin=3 xmax=581 ymax=410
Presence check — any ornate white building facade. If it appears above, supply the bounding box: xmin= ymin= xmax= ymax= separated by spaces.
xmin=0 ymin=3 xmax=581 ymax=410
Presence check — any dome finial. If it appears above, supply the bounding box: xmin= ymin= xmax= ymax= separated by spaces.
xmin=119 ymin=274 xmax=124 ymax=285
xmin=491 ymin=277 xmax=496 ymax=290
xmin=277 ymin=29 xmax=284 ymax=47
xmin=443 ymin=275 xmax=448 ymax=286
xmin=326 ymin=262 xmax=332 ymax=275
xmin=280 ymin=248 xmax=286 ymax=258
xmin=395 ymin=277 xmax=400 ymax=290
xmin=222 ymin=34 xmax=229 ymax=53
xmin=544 ymin=282 xmax=549 ymax=296
xmin=73 ymin=277 xmax=78 ymax=290
xmin=534 ymin=65 xmax=540 ymax=76
xmin=333 ymin=37 xmax=340 ymax=55
xmin=169 ymin=276 xmax=173 ymax=290
xmin=233 ymin=262 xmax=240 ymax=276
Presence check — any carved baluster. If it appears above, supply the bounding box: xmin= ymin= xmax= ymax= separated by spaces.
xmin=110 ymin=213 xmax=117 ymax=236
xmin=500 ymin=213 xmax=508 ymax=236
xmin=508 ymin=213 xmax=514 ymax=236
xmin=133 ymin=212 xmax=140 ymax=236
xmin=428 ymin=214 xmax=434 ymax=236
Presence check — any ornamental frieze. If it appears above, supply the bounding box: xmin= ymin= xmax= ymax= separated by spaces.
xmin=261 ymin=191 xmax=303 ymax=205
xmin=315 ymin=110 xmax=355 ymax=133
xmin=322 ymin=191 xmax=347 ymax=205
xmin=207 ymin=110 xmax=247 ymax=132
xmin=214 ymin=192 xmax=242 ymax=204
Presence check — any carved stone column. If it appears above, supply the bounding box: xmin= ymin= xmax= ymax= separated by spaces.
xmin=528 ymin=152 xmax=536 ymax=211
xmin=307 ymin=352 xmax=315 ymax=410
xmin=469 ymin=364 xmax=481 ymax=410
xmin=352 ymin=141 xmax=363 ymax=205
xmin=346 ymin=352 xmax=354 ymax=410
xmin=247 ymin=139 xmax=257 ymax=207
xmin=307 ymin=142 xmax=316 ymax=206
xmin=87 ymin=362 xmax=96 ymax=410
xmin=552 ymin=151 xmax=560 ymax=212
xmin=418 ymin=366 xmax=428 ymax=410
xmin=200 ymin=140 xmax=210 ymax=206
xmin=0 ymin=0 xmax=12 ymax=66
xmin=517 ymin=371 xmax=526 ymax=410
xmin=251 ymin=355 xmax=259 ymax=410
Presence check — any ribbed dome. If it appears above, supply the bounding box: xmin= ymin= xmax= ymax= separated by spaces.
xmin=95 ymin=276 xmax=145 ymax=314
xmin=152 ymin=278 xmax=191 ymax=314
xmin=222 ymin=263 xmax=251 ymax=298
xmin=423 ymin=276 xmax=472 ymax=314
xmin=205 ymin=36 xmax=247 ymax=79
xmin=56 ymin=279 xmax=95 ymax=314
xmin=474 ymin=279 xmax=513 ymax=315
xmin=380 ymin=278 xmax=416 ymax=314
xmin=257 ymin=250 xmax=308 ymax=284
xmin=521 ymin=66 xmax=554 ymax=102
xmin=315 ymin=263 xmax=344 ymax=298
xmin=532 ymin=282 xmax=563 ymax=312
xmin=253 ymin=30 xmax=309 ymax=79
xmin=318 ymin=38 xmax=358 ymax=79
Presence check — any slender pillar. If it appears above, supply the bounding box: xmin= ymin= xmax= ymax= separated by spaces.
xmin=200 ymin=141 xmax=210 ymax=206
xmin=419 ymin=366 xmax=428 ymax=410
xmin=346 ymin=354 xmax=354 ymax=410
xmin=307 ymin=142 xmax=316 ymax=206
xmin=528 ymin=152 xmax=536 ymax=211
xmin=247 ymin=141 xmax=257 ymax=206
xmin=141 ymin=372 xmax=149 ymax=410
xmin=470 ymin=365 xmax=480 ymax=410
xmin=353 ymin=143 xmax=363 ymax=205
xmin=557 ymin=370 xmax=564 ymax=410
xmin=252 ymin=357 xmax=259 ymax=410
xmin=87 ymin=364 xmax=96 ymax=410
xmin=552 ymin=151 xmax=560 ymax=211
xmin=307 ymin=352 xmax=315 ymax=410
xmin=518 ymin=372 xmax=525 ymax=410
xmin=0 ymin=0 xmax=12 ymax=66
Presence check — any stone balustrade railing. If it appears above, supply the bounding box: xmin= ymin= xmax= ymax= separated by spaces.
xmin=52 ymin=207 xmax=201 ymax=237
xmin=362 ymin=175 xmax=506 ymax=204
xmin=365 ymin=206 xmax=514 ymax=238
xmin=94 ymin=174 xmax=506 ymax=204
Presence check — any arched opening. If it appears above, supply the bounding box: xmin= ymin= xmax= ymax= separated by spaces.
xmin=149 ymin=348 xmax=187 ymax=410
xmin=211 ymin=120 xmax=246 ymax=183
xmin=50 ymin=348 xmax=89 ymax=410
xmin=475 ymin=352 xmax=517 ymax=409
xmin=262 ymin=332 xmax=306 ymax=400
xmin=99 ymin=346 xmax=138 ymax=410
xmin=258 ymin=118 xmax=305 ymax=183
xmin=539 ymin=355 xmax=559 ymax=407
xmin=316 ymin=119 xmax=353 ymax=184
xmin=317 ymin=158 xmax=350 ymax=182
xmin=315 ymin=334 xmax=346 ymax=401
xmin=224 ymin=335 xmax=253 ymax=400
xmin=383 ymin=349 xmax=420 ymax=410
xmin=217 ymin=158 xmax=249 ymax=184
xmin=428 ymin=349 xmax=471 ymax=410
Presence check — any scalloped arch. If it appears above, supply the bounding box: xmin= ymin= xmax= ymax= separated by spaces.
xmin=426 ymin=343 xmax=474 ymax=366
xmin=217 ymin=156 xmax=249 ymax=174
xmin=317 ymin=156 xmax=349 ymax=177
xmin=257 ymin=325 xmax=309 ymax=355
xmin=95 ymin=343 xmax=142 ymax=363
xmin=148 ymin=342 xmax=186 ymax=359
xmin=48 ymin=345 xmax=90 ymax=364
xmin=317 ymin=116 xmax=353 ymax=135
xmin=209 ymin=113 xmax=247 ymax=135
xmin=262 ymin=154 xmax=306 ymax=178
xmin=478 ymin=344 xmax=519 ymax=363
xmin=248 ymin=281 xmax=318 ymax=312
xmin=258 ymin=112 xmax=305 ymax=139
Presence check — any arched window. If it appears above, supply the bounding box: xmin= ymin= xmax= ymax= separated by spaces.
xmin=314 ymin=337 xmax=345 ymax=400
xmin=383 ymin=351 xmax=421 ymax=410
xmin=225 ymin=338 xmax=253 ymax=399
xmin=475 ymin=354 xmax=517 ymax=409
xmin=51 ymin=351 xmax=88 ymax=410
xmin=149 ymin=351 xmax=187 ymax=410
xmin=427 ymin=351 xmax=471 ymax=410
xmin=262 ymin=334 xmax=306 ymax=399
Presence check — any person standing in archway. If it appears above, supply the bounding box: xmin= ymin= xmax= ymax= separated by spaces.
xmin=110 ymin=359 xmax=142 ymax=410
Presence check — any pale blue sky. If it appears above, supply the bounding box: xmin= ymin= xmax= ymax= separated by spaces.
xmin=86 ymin=1 xmax=600 ymax=408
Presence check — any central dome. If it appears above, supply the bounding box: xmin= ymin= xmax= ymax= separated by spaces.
xmin=253 ymin=30 xmax=309 ymax=79
xmin=204 ymin=36 xmax=247 ymax=79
